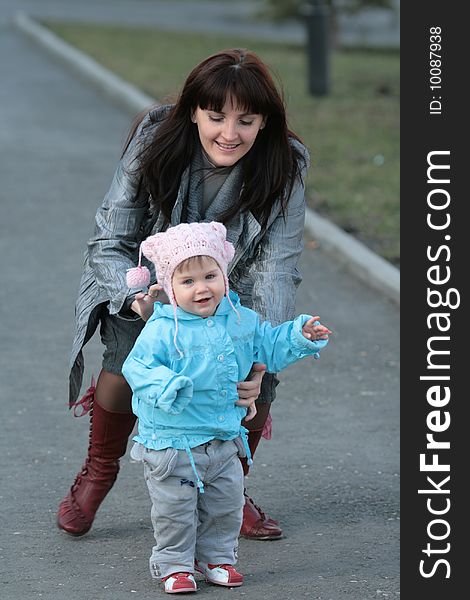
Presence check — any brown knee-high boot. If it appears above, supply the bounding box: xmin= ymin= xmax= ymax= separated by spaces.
xmin=57 ymin=395 xmax=136 ymax=536
xmin=239 ymin=403 xmax=282 ymax=540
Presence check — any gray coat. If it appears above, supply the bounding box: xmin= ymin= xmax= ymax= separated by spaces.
xmin=69 ymin=105 xmax=309 ymax=404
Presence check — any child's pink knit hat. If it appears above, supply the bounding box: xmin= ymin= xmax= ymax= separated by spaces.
xmin=126 ymin=222 xmax=237 ymax=355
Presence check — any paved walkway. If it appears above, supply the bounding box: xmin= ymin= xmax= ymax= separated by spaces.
xmin=0 ymin=16 xmax=399 ymax=600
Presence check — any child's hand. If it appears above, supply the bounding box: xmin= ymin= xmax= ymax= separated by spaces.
xmin=131 ymin=284 xmax=168 ymax=321
xmin=302 ymin=316 xmax=332 ymax=341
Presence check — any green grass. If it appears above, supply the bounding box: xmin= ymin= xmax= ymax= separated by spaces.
xmin=45 ymin=22 xmax=399 ymax=265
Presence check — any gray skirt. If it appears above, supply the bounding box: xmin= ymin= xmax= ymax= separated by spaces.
xmin=99 ymin=310 xmax=145 ymax=375
xmin=98 ymin=308 xmax=277 ymax=404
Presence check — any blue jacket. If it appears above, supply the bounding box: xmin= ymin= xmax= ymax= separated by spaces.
xmin=122 ymin=292 xmax=327 ymax=490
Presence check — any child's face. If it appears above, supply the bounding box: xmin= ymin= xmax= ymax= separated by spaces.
xmin=172 ymin=256 xmax=225 ymax=317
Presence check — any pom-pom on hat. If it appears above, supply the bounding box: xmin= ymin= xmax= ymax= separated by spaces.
xmin=126 ymin=244 xmax=151 ymax=288
xmin=126 ymin=222 xmax=237 ymax=356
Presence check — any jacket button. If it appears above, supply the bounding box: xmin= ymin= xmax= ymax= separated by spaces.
xmin=207 ymin=320 xmax=214 ymax=327
xmin=218 ymin=415 xmax=225 ymax=422
xmin=217 ymin=354 xmax=224 ymax=362
xmin=220 ymin=390 xmax=227 ymax=397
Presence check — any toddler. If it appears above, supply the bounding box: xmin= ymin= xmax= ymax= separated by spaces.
xmin=122 ymin=221 xmax=331 ymax=594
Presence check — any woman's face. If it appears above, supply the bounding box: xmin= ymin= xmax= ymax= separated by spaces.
xmin=192 ymin=98 xmax=266 ymax=167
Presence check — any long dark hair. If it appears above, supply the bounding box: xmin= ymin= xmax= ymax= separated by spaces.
xmin=128 ymin=48 xmax=307 ymax=227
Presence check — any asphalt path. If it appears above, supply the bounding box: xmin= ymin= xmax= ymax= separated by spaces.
xmin=0 ymin=22 xmax=399 ymax=600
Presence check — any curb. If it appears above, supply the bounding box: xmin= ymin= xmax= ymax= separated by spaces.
xmin=13 ymin=12 xmax=155 ymax=114
xmin=304 ymin=210 xmax=399 ymax=305
xmin=14 ymin=12 xmax=399 ymax=306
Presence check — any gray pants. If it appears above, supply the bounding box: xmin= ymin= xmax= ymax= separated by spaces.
xmin=131 ymin=439 xmax=244 ymax=580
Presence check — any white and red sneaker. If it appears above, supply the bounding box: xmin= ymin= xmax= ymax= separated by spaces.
xmin=162 ymin=572 xmax=197 ymax=594
xmin=195 ymin=561 xmax=243 ymax=587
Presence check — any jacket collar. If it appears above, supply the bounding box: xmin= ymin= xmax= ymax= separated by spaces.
xmin=152 ymin=291 xmax=241 ymax=322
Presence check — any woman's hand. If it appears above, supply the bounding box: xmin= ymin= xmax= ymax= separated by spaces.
xmin=131 ymin=284 xmax=168 ymax=322
xmin=235 ymin=362 xmax=266 ymax=421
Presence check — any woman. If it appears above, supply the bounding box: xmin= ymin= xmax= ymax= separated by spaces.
xmin=57 ymin=48 xmax=309 ymax=541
